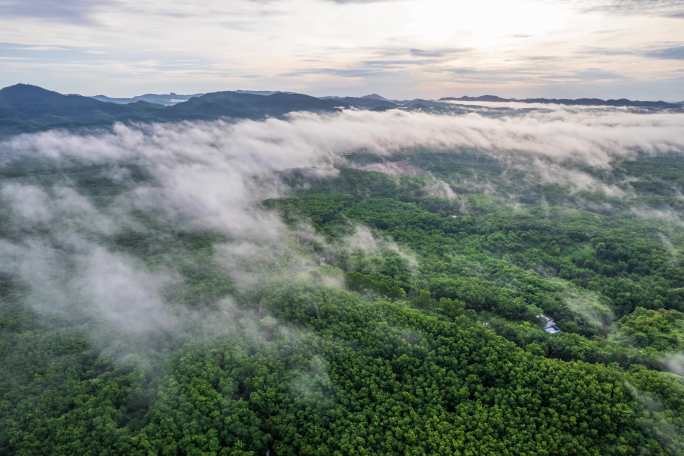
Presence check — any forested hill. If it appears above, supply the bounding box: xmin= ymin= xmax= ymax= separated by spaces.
xmin=0 ymin=84 xmax=165 ymax=135
xmin=160 ymin=91 xmax=339 ymax=121
xmin=0 ymin=84 xmax=401 ymax=136
xmin=440 ymin=94 xmax=682 ymax=109
xmin=1 ymin=100 xmax=684 ymax=454
xmin=5 ymin=83 xmax=681 ymax=138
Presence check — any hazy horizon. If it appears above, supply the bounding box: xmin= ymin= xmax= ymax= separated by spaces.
xmin=3 ymin=81 xmax=683 ymax=104
xmin=1 ymin=0 xmax=683 ymax=100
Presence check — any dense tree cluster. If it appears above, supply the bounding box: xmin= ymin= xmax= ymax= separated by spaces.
xmin=2 ymin=151 xmax=684 ymax=454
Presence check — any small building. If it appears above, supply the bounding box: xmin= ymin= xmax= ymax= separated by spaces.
xmin=537 ymin=314 xmax=561 ymax=334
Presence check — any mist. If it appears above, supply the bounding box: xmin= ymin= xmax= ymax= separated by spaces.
xmin=1 ymin=105 xmax=683 ymax=360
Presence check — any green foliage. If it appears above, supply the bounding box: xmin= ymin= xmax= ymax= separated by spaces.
xmin=614 ymin=307 xmax=684 ymax=352
xmin=3 ymin=151 xmax=684 ymax=454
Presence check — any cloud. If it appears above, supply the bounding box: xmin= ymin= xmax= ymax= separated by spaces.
xmin=581 ymin=46 xmax=638 ymax=57
xmin=577 ymin=0 xmax=684 ymax=17
xmin=1 ymin=105 xmax=684 ymax=359
xmin=573 ymin=68 xmax=625 ymax=80
xmin=561 ymin=285 xmax=615 ymax=329
xmin=12 ymin=109 xmax=684 ymax=165
xmin=0 ymin=0 xmax=114 ymax=23
xmin=409 ymin=48 xmax=470 ymax=58
xmin=0 ymin=0 xmax=681 ymax=99
xmin=325 ymin=0 xmax=405 ymax=3
xmin=0 ymin=235 xmax=178 ymax=338
xmin=4 ymin=108 xmax=684 ymax=189
xmin=0 ymin=42 xmax=223 ymax=78
xmin=363 ymin=58 xmax=441 ymax=67
xmin=282 ymin=67 xmax=386 ymax=78
xmin=0 ymin=0 xmax=286 ymax=24
xmin=283 ymin=47 xmax=473 ymax=81
xmin=585 ymin=43 xmax=684 ymax=61
xmin=664 ymin=352 xmax=684 ymax=376
xmin=646 ymin=45 xmax=684 ymax=60
xmin=438 ymin=65 xmax=618 ymax=85
xmin=0 ymin=182 xmax=119 ymax=234
xmin=631 ymin=207 xmax=684 ymax=227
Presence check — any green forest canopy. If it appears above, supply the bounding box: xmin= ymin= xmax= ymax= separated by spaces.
xmin=2 ymin=143 xmax=684 ymax=455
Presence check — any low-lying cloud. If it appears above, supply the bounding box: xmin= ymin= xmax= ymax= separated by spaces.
xmin=1 ymin=105 xmax=683 ymax=358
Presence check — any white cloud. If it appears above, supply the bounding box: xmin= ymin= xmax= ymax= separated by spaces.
xmin=0 ymin=0 xmax=682 ymax=98
xmin=1 ymin=106 xmax=683 ymax=357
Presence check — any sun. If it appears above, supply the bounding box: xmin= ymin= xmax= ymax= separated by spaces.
xmin=403 ymin=0 xmax=576 ymax=48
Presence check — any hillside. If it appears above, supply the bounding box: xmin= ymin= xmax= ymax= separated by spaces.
xmin=0 ymin=85 xmax=404 ymax=136
xmin=161 ymin=90 xmax=339 ymax=120
xmin=92 ymin=93 xmax=199 ymax=106
xmin=441 ymin=94 xmax=681 ymax=109
xmin=3 ymin=84 xmax=681 ymax=138
xmin=0 ymin=84 xmax=163 ymax=135
xmin=1 ymin=103 xmax=683 ymax=454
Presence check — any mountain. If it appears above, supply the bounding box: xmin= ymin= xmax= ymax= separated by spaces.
xmin=0 ymin=84 xmax=163 ymax=135
xmin=162 ymin=91 xmax=339 ymax=120
xmin=392 ymin=98 xmax=470 ymax=115
xmin=1 ymin=84 xmax=680 ymax=137
xmin=0 ymin=85 xmax=341 ymax=136
xmin=92 ymin=95 xmax=136 ymax=105
xmin=93 ymin=93 xmax=200 ymax=106
xmin=321 ymin=95 xmax=397 ymax=110
xmin=445 ymin=95 xmax=508 ymax=103
xmin=361 ymin=93 xmax=389 ymax=101
xmin=234 ymin=90 xmax=293 ymax=96
xmin=441 ymin=94 xmax=680 ymax=109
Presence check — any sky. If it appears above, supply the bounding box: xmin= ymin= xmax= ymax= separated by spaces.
xmin=0 ymin=0 xmax=683 ymax=100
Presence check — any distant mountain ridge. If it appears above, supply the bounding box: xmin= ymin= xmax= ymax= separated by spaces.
xmin=92 ymin=90 xmax=300 ymax=106
xmin=0 ymin=84 xmax=401 ymax=136
xmin=441 ymin=95 xmax=680 ymax=109
xmin=92 ymin=93 xmax=200 ymax=106
xmin=162 ymin=91 xmax=339 ymax=120
xmin=361 ymin=93 xmax=389 ymax=101
xmin=0 ymin=84 xmax=164 ymax=135
xmin=321 ymin=94 xmax=397 ymax=110
xmin=1 ymin=83 xmax=681 ymax=136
